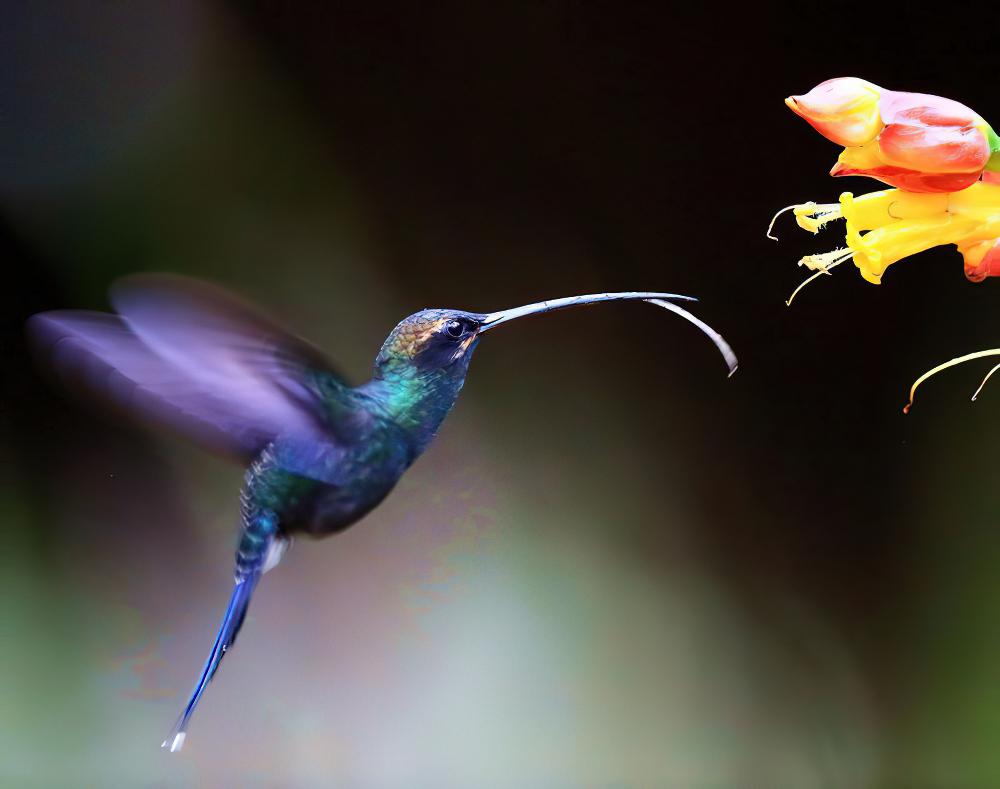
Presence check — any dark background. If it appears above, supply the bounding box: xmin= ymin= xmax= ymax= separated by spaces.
xmin=4 ymin=3 xmax=1000 ymax=786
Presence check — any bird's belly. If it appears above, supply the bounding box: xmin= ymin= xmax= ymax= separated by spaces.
xmin=292 ymin=447 xmax=410 ymax=537
xmin=296 ymin=481 xmax=397 ymax=536
xmin=263 ymin=424 xmax=413 ymax=538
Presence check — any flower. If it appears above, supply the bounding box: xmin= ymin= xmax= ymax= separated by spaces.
xmin=786 ymin=78 xmax=1000 ymax=193
xmin=776 ymin=79 xmax=1000 ymax=409
xmin=787 ymin=185 xmax=1000 ymax=285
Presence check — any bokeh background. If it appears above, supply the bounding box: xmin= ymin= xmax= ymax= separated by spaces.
xmin=4 ymin=3 xmax=1000 ymax=787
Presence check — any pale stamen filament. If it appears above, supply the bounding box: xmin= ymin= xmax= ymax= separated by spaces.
xmin=766 ymin=205 xmax=799 ymax=241
xmin=904 ymin=349 xmax=1000 ymax=413
xmin=972 ymin=363 xmax=1000 ymax=401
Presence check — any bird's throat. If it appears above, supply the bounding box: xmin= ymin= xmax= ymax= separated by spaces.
xmin=361 ymin=365 xmax=469 ymax=455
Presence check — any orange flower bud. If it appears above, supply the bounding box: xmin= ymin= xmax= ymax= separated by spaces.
xmin=787 ymin=78 xmax=996 ymax=193
xmin=785 ymin=77 xmax=884 ymax=147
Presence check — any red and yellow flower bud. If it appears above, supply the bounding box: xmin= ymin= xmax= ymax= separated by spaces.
xmin=786 ymin=78 xmax=995 ymax=193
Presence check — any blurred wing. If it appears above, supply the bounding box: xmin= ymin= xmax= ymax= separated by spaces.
xmin=110 ymin=273 xmax=352 ymax=430
xmin=30 ymin=275 xmax=352 ymax=461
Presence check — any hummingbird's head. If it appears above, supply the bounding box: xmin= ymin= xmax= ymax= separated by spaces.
xmin=374 ymin=309 xmax=486 ymax=379
xmin=374 ymin=291 xmax=740 ymax=382
xmin=368 ymin=292 xmax=736 ymax=450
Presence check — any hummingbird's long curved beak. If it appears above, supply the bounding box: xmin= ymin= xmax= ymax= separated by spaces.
xmin=476 ymin=291 xmax=738 ymax=376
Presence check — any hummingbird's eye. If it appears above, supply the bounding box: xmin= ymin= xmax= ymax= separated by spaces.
xmin=445 ymin=319 xmax=465 ymax=338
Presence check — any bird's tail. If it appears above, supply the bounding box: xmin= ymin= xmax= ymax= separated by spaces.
xmin=161 ymin=573 xmax=260 ymax=752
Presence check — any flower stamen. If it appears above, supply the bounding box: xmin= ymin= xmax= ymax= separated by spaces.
xmin=766 ymin=206 xmax=792 ymax=241
xmin=794 ymin=202 xmax=844 ymax=234
xmin=785 ymin=250 xmax=854 ymax=306
xmin=972 ymin=362 xmax=1000 ymax=401
xmin=798 ymin=247 xmax=852 ymax=272
xmin=768 ymin=201 xmax=849 ymax=241
xmin=904 ymin=349 xmax=1000 ymax=413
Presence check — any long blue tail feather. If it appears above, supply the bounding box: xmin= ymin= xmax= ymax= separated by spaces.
xmin=162 ymin=573 xmax=260 ymax=752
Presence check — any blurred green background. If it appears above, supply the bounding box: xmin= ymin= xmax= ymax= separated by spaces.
xmin=4 ymin=3 xmax=1000 ymax=787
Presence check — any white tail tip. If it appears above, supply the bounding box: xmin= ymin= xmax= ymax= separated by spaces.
xmin=163 ymin=732 xmax=186 ymax=752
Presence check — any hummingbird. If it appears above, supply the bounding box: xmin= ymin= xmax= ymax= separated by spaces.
xmin=28 ymin=274 xmax=737 ymax=752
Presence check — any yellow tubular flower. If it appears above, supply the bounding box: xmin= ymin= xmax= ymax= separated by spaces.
xmin=784 ymin=183 xmax=1000 ymax=285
